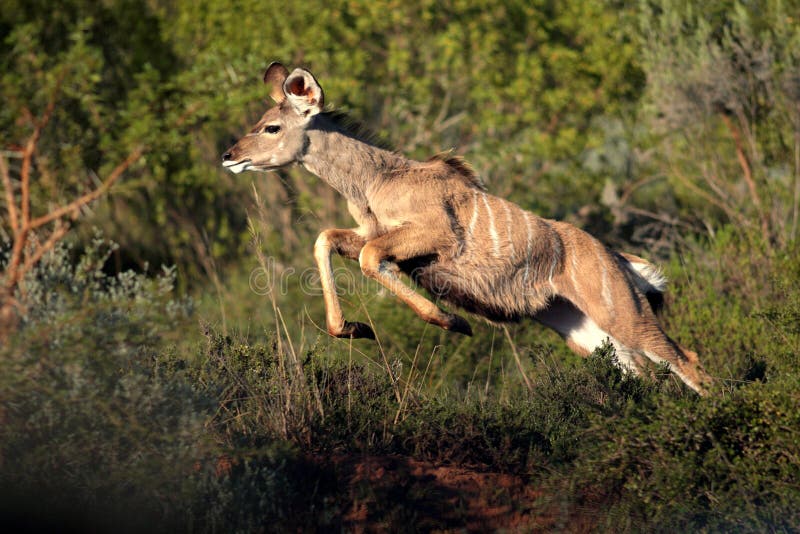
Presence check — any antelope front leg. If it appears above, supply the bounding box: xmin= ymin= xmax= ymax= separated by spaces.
xmin=314 ymin=229 xmax=374 ymax=339
xmin=358 ymin=226 xmax=473 ymax=336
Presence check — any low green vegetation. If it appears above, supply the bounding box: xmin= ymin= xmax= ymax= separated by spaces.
xmin=2 ymin=0 xmax=800 ymax=531
xmin=2 ymin=232 xmax=798 ymax=531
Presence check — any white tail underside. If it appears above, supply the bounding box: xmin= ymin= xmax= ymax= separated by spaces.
xmin=625 ymin=260 xmax=668 ymax=294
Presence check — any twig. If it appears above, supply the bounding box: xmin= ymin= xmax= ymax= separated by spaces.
xmin=670 ymin=164 xmax=751 ymax=230
xmin=28 ymin=145 xmax=145 ymax=231
xmin=624 ymin=206 xmax=696 ymax=230
xmin=720 ymin=113 xmax=770 ymax=243
xmin=19 ymin=77 xmax=62 ymax=229
xmin=20 ymin=137 xmax=33 ymax=228
xmin=0 ymin=155 xmax=18 ymax=235
xmin=3 ymin=227 xmax=29 ymax=291
xmin=394 ymin=321 xmax=434 ymax=425
xmin=619 ymin=175 xmax=662 ymax=206
xmin=362 ymin=306 xmax=402 ymax=404
xmin=22 ymin=221 xmax=69 ymax=273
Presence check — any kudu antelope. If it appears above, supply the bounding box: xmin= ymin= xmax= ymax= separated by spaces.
xmin=222 ymin=63 xmax=713 ymax=395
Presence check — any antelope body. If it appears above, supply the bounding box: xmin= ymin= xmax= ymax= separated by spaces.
xmin=223 ymin=63 xmax=712 ymax=395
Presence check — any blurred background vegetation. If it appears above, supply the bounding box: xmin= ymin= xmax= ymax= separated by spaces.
xmin=1 ymin=0 xmax=799 ymax=531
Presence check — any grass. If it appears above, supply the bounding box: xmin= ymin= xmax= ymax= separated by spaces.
xmin=1 ymin=230 xmax=799 ymax=532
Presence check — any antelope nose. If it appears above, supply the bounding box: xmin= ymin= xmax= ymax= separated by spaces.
xmin=222 ymin=151 xmax=233 ymax=161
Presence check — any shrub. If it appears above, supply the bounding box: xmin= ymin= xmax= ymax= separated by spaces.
xmin=0 ymin=237 xmax=203 ymax=528
xmin=0 ymin=239 xmax=336 ymax=532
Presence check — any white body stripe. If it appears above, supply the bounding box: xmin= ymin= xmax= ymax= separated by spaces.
xmin=482 ymin=194 xmax=500 ymax=257
xmin=468 ymin=190 xmax=480 ymax=238
xmin=597 ymin=243 xmax=614 ymax=311
xmin=504 ymin=202 xmax=515 ymax=258
xmin=569 ymin=247 xmax=580 ymax=292
xmin=548 ymin=233 xmax=560 ymax=284
xmin=522 ymin=211 xmax=533 ymax=283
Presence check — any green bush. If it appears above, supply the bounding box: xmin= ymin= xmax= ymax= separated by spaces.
xmin=3 ymin=1 xmax=800 ymax=531
xmin=3 ymin=235 xmax=799 ymax=531
xmin=0 ymin=240 xmax=334 ymax=532
xmin=562 ymin=380 xmax=800 ymax=532
xmin=1 ymin=238 xmax=196 ymax=527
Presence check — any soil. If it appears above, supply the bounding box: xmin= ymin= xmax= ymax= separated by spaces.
xmin=320 ymin=454 xmax=598 ymax=533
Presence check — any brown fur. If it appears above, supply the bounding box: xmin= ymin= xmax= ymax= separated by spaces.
xmin=222 ymin=63 xmax=713 ymax=395
xmin=427 ymin=152 xmax=487 ymax=191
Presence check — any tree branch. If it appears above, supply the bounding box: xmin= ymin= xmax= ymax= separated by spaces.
xmin=22 ymin=221 xmax=70 ymax=273
xmin=720 ymin=113 xmax=770 ymax=243
xmin=20 ymin=138 xmax=34 ymax=228
xmin=670 ymin=164 xmax=752 ymax=231
xmin=0 ymin=154 xmax=19 ymax=236
xmin=3 ymin=227 xmax=29 ymax=292
xmin=19 ymin=78 xmax=62 ymax=229
xmin=29 ymin=145 xmax=145 ymax=231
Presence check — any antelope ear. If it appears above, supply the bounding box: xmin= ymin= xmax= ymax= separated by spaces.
xmin=263 ymin=62 xmax=289 ymax=103
xmin=283 ymin=68 xmax=324 ymax=117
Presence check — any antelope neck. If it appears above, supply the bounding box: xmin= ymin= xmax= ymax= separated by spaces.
xmin=300 ymin=118 xmax=408 ymax=209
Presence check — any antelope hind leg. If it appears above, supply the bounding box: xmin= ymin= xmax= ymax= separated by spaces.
xmin=314 ymin=229 xmax=374 ymax=339
xmin=358 ymin=226 xmax=473 ymax=336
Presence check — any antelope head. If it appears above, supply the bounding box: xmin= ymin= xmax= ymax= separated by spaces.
xmin=222 ymin=62 xmax=324 ymax=174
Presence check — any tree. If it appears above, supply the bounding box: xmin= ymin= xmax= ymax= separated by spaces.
xmin=638 ymin=0 xmax=800 ymax=249
xmin=0 ymin=46 xmax=145 ymax=339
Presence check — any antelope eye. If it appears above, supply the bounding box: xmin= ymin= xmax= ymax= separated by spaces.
xmin=264 ymin=124 xmax=281 ymax=134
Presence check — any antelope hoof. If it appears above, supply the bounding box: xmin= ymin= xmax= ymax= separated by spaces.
xmin=332 ymin=321 xmax=375 ymax=340
xmin=445 ymin=314 xmax=473 ymax=336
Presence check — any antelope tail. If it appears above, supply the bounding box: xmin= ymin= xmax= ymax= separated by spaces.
xmin=617 ymin=252 xmax=667 ymax=313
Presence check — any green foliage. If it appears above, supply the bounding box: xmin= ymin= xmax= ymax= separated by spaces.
xmin=659 ymin=228 xmax=800 ymax=384
xmin=637 ymin=0 xmax=800 ymax=248
xmin=0 ymin=237 xmax=203 ymax=528
xmin=0 ymin=239 xmax=338 ymax=532
xmin=4 ymin=1 xmax=800 ymax=531
xmin=181 ymin=329 xmax=685 ymax=480
xmin=3 ymin=234 xmax=800 ymax=530
xmin=2 ymin=0 xmax=645 ymax=277
xmin=566 ymin=381 xmax=800 ymax=532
